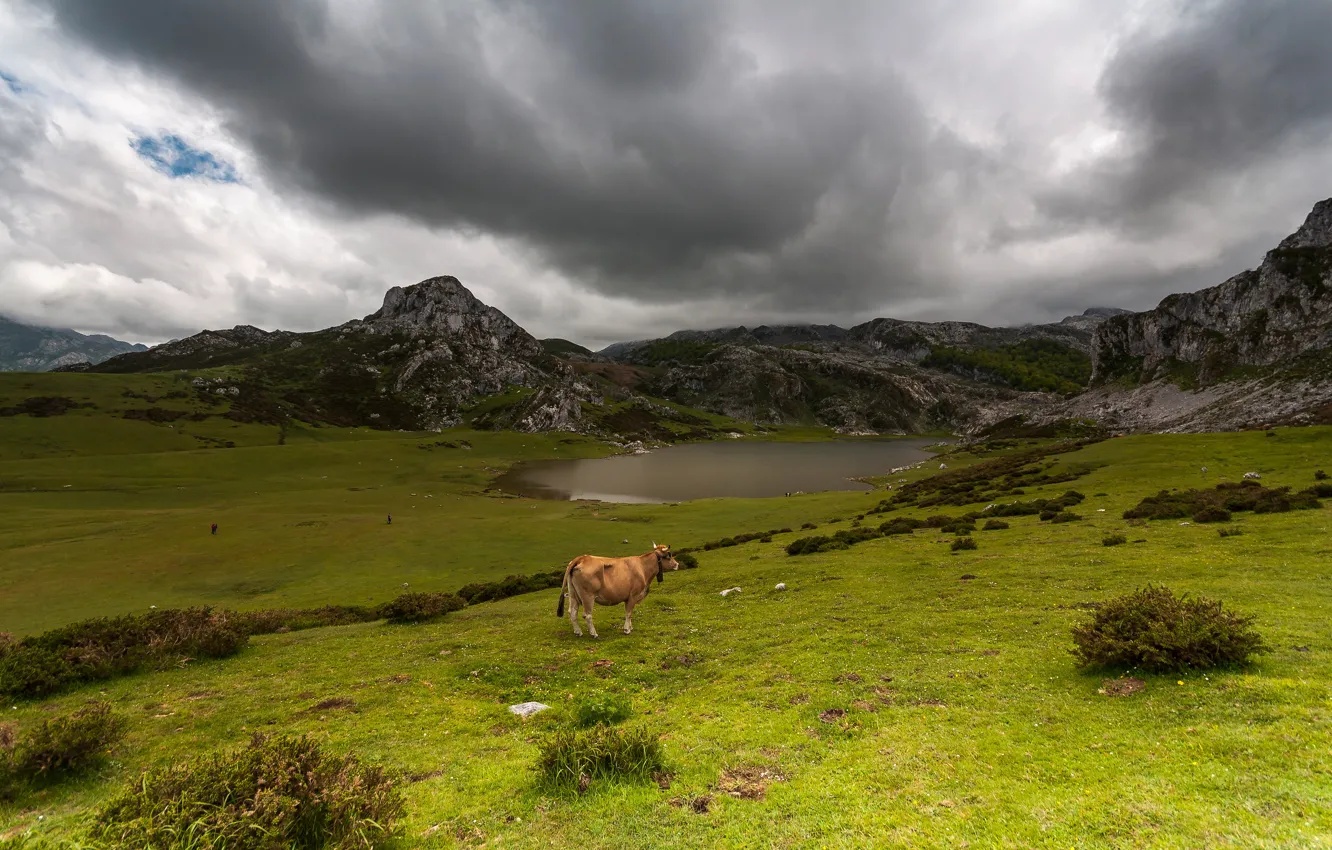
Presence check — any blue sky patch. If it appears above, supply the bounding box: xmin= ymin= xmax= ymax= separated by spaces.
xmin=131 ymin=134 xmax=240 ymax=183
xmin=0 ymin=70 xmax=27 ymax=95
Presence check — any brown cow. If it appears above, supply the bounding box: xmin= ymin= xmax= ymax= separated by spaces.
xmin=556 ymin=543 xmax=680 ymax=637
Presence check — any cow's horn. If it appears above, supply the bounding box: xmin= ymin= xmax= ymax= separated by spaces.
xmin=652 ymin=541 xmax=657 ymax=548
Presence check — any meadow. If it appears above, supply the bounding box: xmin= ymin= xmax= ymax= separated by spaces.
xmin=1 ymin=372 xmax=1330 ymax=847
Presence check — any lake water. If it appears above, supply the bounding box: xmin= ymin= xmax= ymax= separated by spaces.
xmin=493 ymin=439 xmax=936 ymax=503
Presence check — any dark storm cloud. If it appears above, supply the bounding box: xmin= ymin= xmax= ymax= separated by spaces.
xmin=41 ymin=0 xmax=953 ymax=308
xmin=1041 ymin=0 xmax=1332 ymax=229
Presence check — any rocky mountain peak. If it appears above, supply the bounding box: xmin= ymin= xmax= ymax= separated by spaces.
xmin=1277 ymin=197 xmax=1332 ymax=250
xmin=357 ymin=276 xmax=540 ymax=357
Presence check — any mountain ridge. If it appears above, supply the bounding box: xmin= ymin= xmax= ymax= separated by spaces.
xmin=0 ymin=315 xmax=147 ymax=372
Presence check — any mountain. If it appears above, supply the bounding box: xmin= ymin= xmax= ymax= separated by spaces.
xmin=1054 ymin=197 xmax=1332 ymax=432
xmin=0 ymin=315 xmax=147 ymax=371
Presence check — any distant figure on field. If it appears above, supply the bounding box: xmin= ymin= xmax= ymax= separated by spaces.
xmin=387 ymin=513 xmax=392 ymax=525
xmin=210 ymin=523 xmax=217 ymax=535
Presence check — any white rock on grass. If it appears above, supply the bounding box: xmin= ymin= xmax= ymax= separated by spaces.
xmin=719 ymin=587 xmax=742 ymax=597
xmin=508 ymin=702 xmax=550 ymax=718
xmin=774 ymin=583 xmax=787 ymax=591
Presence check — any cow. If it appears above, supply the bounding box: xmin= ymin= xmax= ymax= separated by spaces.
xmin=557 ymin=543 xmax=680 ymax=638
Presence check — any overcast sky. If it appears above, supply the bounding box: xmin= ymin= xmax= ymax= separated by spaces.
xmin=2 ymin=0 xmax=1330 ymax=348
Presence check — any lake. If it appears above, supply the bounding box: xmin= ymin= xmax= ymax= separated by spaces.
xmin=493 ymin=438 xmax=937 ymax=503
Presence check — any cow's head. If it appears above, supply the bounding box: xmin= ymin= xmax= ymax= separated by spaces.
xmin=651 ymin=542 xmax=679 ymax=583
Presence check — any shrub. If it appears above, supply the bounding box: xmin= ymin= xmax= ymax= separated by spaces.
xmin=1039 ymin=509 xmax=1058 ymax=521
xmin=800 ymin=522 xmax=817 ymax=530
xmin=1316 ymin=470 xmax=1329 ymax=481
xmin=1218 ymin=527 xmax=1243 ymax=538
xmin=457 ymin=571 xmax=564 ymax=605
xmin=1070 ymin=585 xmax=1269 ymax=672
xmin=574 ymin=692 xmax=632 ymax=728
xmin=950 ymin=537 xmax=977 ymax=551
xmin=945 ymin=522 xmax=976 ymax=535
xmin=981 ymin=519 xmax=1009 ymax=531
xmin=239 ymin=605 xmax=380 ymax=635
xmin=675 ymin=552 xmax=700 ymax=569
xmin=0 ymin=608 xmax=248 ymax=699
xmin=377 ymin=592 xmax=465 ymax=624
xmin=1307 ymin=482 xmax=1332 ymax=498
xmin=1192 ymin=506 xmax=1231 ymax=523
xmin=535 ymin=725 xmax=665 ymax=789
xmin=1102 ymin=534 xmax=1128 ymax=547
xmin=91 ymin=733 xmax=405 ymax=849
xmin=923 ymin=515 xmax=958 ymax=528
xmin=877 ymin=519 xmax=914 ymax=536
xmin=1124 ymin=482 xmax=1322 ymax=521
xmin=1051 ymin=511 xmax=1082 ymax=524
xmin=6 ymin=701 xmax=127 ymax=780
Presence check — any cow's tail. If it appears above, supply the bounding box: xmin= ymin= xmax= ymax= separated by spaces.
xmin=556 ymin=557 xmax=580 ymax=617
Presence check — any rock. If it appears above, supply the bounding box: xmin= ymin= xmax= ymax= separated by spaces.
xmin=774 ymin=582 xmax=787 ymax=591
xmin=622 ymin=539 xmax=629 ymax=544
xmin=1243 ymin=472 xmax=1261 ymax=480
xmin=508 ymin=701 xmax=550 ymax=718
xmin=719 ymin=587 xmax=742 ymax=597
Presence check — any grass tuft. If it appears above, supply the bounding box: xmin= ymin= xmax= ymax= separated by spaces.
xmin=535 ymin=725 xmax=665 ymax=790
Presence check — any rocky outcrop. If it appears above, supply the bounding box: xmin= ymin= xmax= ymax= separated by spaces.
xmin=1091 ymin=198 xmax=1332 ymax=385
xmin=0 ymin=316 xmax=147 ymax=372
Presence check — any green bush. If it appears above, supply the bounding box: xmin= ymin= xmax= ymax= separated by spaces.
xmin=1307 ymin=482 xmax=1332 ymax=498
xmin=1070 ymin=585 xmax=1269 ymax=672
xmin=1102 ymin=534 xmax=1128 ymax=547
xmin=535 ymin=725 xmax=665 ymax=789
xmin=800 ymin=522 xmax=817 ymax=530
xmin=0 ymin=608 xmax=248 ymax=699
xmin=4 ymin=701 xmax=126 ymax=781
xmin=574 ymin=692 xmax=632 ymax=728
xmin=457 ymin=571 xmax=564 ymax=605
xmin=1218 ymin=527 xmax=1243 ymax=538
xmin=91 ymin=733 xmax=404 ymax=849
xmin=981 ymin=519 xmax=1009 ymax=531
xmin=1124 ymin=482 xmax=1322 ymax=521
xmin=1192 ymin=506 xmax=1231 ymax=523
xmin=239 ymin=605 xmax=381 ymax=635
xmin=1051 ymin=511 xmax=1082 ymax=524
xmin=1316 ymin=470 xmax=1328 ymax=481
xmin=951 ymin=537 xmax=977 ymax=551
xmin=377 ymin=592 xmax=465 ymax=625
xmin=879 ymin=518 xmax=922 ymax=535
xmin=674 ymin=552 xmax=700 ymax=569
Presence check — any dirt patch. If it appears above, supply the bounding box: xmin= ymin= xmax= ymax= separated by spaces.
xmin=818 ymin=708 xmax=846 ymax=723
xmin=592 ymin=659 xmax=614 ymax=669
xmin=834 ymin=673 xmax=862 ymax=684
xmin=788 ymin=693 xmax=810 ymax=706
xmin=653 ymin=771 xmax=673 ymax=790
xmin=851 ymin=700 xmax=877 ymax=713
xmin=670 ymin=794 xmax=713 ymax=814
xmin=306 ymin=697 xmax=356 ymax=713
xmin=717 ymin=766 xmax=787 ymax=801
xmin=979 ymin=649 xmax=1000 ymax=657
xmin=1098 ymin=677 xmax=1146 ymax=697
xmin=959 ymin=574 xmax=977 ymax=580
xmin=660 ymin=653 xmax=701 ymax=670
xmin=383 ymin=674 xmax=412 ymax=685
xmin=407 ymin=769 xmax=444 ymax=783
xmin=912 ymin=698 xmax=947 ymax=707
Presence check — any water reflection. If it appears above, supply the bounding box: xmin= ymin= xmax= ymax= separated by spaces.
xmin=494 ymin=439 xmax=936 ymax=503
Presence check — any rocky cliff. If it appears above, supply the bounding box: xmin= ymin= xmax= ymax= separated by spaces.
xmin=1092 ymin=199 xmax=1332 ymax=385
xmin=0 ymin=316 xmax=147 ymax=371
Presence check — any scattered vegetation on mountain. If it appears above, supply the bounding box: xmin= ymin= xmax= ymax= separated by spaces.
xmin=922 ymin=339 xmax=1091 ymax=394
xmin=1122 ymin=481 xmax=1323 ymax=521
xmin=625 ymin=340 xmax=719 ymax=367
xmin=888 ymin=440 xmax=1102 ymax=508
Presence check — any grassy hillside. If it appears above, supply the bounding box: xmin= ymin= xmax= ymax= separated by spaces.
xmin=2 ymin=413 xmax=1331 ymax=846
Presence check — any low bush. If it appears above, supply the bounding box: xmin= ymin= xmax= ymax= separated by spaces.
xmin=1192 ymin=506 xmax=1231 ymax=523
xmin=1070 ymin=585 xmax=1269 ymax=672
xmin=457 ymin=571 xmax=563 ymax=605
xmin=4 ymin=701 xmax=126 ymax=781
xmin=91 ymin=733 xmax=404 ymax=849
xmin=946 ymin=522 xmax=976 ymax=535
xmin=1102 ymin=534 xmax=1128 ymax=547
xmin=674 ymin=552 xmax=700 ymax=569
xmin=879 ymin=518 xmax=922 ymax=535
xmin=1051 ymin=511 xmax=1082 ymax=523
xmin=1308 ymin=482 xmax=1332 ymax=498
xmin=239 ymin=605 xmax=381 ymax=635
xmin=0 ymin=608 xmax=249 ymax=699
xmin=981 ymin=519 xmax=1009 ymax=531
xmin=535 ymin=725 xmax=665 ymax=789
xmin=1124 ymin=482 xmax=1322 ymax=521
xmin=1218 ymin=527 xmax=1244 ymax=538
xmin=377 ymin=592 xmax=466 ymax=625
xmin=951 ymin=537 xmax=977 ymax=551
xmin=1316 ymin=470 xmax=1329 ymax=481
xmin=574 ymin=692 xmax=632 ymax=728
xmin=800 ymin=522 xmax=817 ymax=530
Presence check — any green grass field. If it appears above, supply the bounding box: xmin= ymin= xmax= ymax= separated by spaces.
xmin=2 ymin=377 xmax=1331 ymax=847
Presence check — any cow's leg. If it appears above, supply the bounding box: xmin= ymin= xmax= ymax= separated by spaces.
xmin=568 ymin=585 xmax=582 ymax=636
xmin=622 ymin=600 xmax=635 ymax=634
xmin=579 ymin=589 xmax=599 ymax=639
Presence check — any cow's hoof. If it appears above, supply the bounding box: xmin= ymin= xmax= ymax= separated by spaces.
xmin=623 ymin=628 xmax=632 ymax=635
xmin=573 ymin=631 xmax=583 ymax=637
